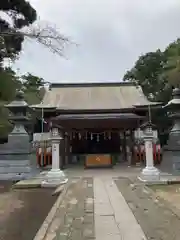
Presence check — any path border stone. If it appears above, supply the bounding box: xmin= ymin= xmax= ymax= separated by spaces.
xmin=33 ymin=182 xmax=70 ymax=240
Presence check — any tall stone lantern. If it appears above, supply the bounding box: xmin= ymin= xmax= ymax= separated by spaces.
xmin=165 ymin=88 xmax=180 ymax=172
xmin=139 ymin=121 xmax=160 ymax=182
xmin=0 ymin=90 xmax=36 ymax=180
xmin=6 ymin=90 xmax=30 ymax=140
xmin=41 ymin=126 xmax=68 ymax=187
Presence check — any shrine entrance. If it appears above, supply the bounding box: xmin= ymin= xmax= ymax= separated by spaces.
xmin=65 ymin=128 xmax=134 ymax=168
xmin=49 ymin=112 xmax=144 ymax=168
xmin=71 ymin=131 xmax=120 ymax=155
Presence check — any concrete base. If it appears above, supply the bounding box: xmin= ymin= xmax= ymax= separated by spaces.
xmin=13 ymin=178 xmax=42 ymax=189
xmin=41 ymin=169 xmax=68 ymax=188
xmin=138 ymin=166 xmax=160 ymax=183
xmin=0 ymin=158 xmax=39 ymax=181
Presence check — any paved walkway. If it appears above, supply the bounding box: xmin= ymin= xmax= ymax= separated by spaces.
xmin=94 ymin=178 xmax=146 ymax=240
xmin=40 ymin=175 xmax=146 ymax=240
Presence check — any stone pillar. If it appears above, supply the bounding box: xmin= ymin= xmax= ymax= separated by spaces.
xmin=163 ymin=88 xmax=180 ymax=173
xmin=139 ymin=122 xmax=160 ymax=182
xmin=41 ymin=127 xmax=68 ymax=187
xmin=52 ymin=138 xmax=60 ymax=171
xmin=144 ymin=139 xmax=154 ymax=169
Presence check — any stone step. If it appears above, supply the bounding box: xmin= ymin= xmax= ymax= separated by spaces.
xmin=0 ymin=172 xmax=34 ymax=180
xmin=0 ymin=160 xmax=30 ymax=167
xmin=0 ymin=166 xmax=32 ymax=173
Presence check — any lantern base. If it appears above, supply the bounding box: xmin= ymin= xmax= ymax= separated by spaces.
xmin=41 ymin=169 xmax=68 ymax=188
xmin=139 ymin=166 xmax=160 ymax=182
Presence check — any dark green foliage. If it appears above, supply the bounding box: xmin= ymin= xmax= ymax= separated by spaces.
xmin=123 ymin=50 xmax=171 ymax=103
xmin=0 ymin=0 xmax=38 ymax=137
xmin=0 ymin=0 xmax=37 ymax=65
xmin=124 ymin=39 xmax=180 ymax=103
xmin=123 ymin=39 xmax=180 ymax=145
xmin=0 ymin=68 xmax=45 ymax=137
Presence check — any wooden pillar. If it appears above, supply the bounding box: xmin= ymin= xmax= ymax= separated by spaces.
xmin=59 ymin=130 xmax=65 ymax=169
xmin=129 ymin=129 xmax=134 ymax=165
xmin=68 ymin=134 xmax=72 ymax=165
xmin=123 ymin=131 xmax=127 ymax=161
xmin=64 ymin=132 xmax=71 ymax=167
xmin=69 ymin=131 xmax=73 ymax=164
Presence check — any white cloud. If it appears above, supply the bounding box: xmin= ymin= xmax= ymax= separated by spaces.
xmin=13 ymin=0 xmax=180 ymax=82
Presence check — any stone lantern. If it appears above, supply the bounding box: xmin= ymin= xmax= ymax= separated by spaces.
xmin=139 ymin=121 xmax=160 ymax=181
xmin=0 ymin=90 xmax=36 ymax=180
xmin=41 ymin=126 xmax=68 ymax=187
xmin=6 ymin=90 xmax=29 ymax=140
xmin=165 ymin=88 xmax=180 ymax=172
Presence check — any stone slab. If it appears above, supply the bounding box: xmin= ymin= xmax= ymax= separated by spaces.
xmin=94 ymin=178 xmax=147 ymax=240
xmin=13 ymin=178 xmax=42 ymax=189
xmin=139 ymin=174 xmax=180 ymax=185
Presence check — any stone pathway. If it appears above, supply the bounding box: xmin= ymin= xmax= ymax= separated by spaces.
xmin=94 ymin=178 xmax=146 ymax=240
xmin=44 ymin=177 xmax=95 ymax=240
xmin=42 ymin=177 xmax=146 ymax=240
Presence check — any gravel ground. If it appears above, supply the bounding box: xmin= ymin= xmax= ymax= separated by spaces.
xmin=150 ymin=184 xmax=180 ymax=211
xmin=115 ymin=178 xmax=180 ymax=240
xmin=0 ymin=181 xmax=57 ymax=240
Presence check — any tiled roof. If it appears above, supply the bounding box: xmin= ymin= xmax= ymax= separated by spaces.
xmin=38 ymin=82 xmax=156 ymax=110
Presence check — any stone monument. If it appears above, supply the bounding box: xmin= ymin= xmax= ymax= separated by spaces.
xmin=0 ymin=90 xmax=37 ymax=180
xmin=139 ymin=121 xmax=160 ymax=182
xmin=164 ymin=88 xmax=180 ymax=173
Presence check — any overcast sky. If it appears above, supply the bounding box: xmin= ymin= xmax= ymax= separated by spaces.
xmin=13 ymin=0 xmax=180 ymax=83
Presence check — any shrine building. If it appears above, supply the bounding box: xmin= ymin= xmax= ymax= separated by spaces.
xmin=32 ymin=82 xmax=162 ymax=168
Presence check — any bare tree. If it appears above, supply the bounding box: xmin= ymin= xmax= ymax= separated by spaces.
xmin=0 ymin=21 xmax=75 ymax=57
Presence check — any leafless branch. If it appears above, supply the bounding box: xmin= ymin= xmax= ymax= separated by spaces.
xmin=0 ymin=21 xmax=76 ymax=57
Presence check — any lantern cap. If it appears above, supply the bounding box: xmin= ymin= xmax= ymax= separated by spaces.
xmin=165 ymin=88 xmax=180 ymax=109
xmin=140 ymin=121 xmax=155 ymax=130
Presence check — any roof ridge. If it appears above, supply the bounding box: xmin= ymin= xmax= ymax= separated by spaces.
xmin=50 ymin=82 xmax=137 ymax=88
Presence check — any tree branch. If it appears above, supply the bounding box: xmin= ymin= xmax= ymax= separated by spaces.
xmin=0 ymin=21 xmax=75 ymax=57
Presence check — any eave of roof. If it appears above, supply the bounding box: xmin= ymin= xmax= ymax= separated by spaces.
xmin=53 ymin=113 xmax=145 ymax=121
